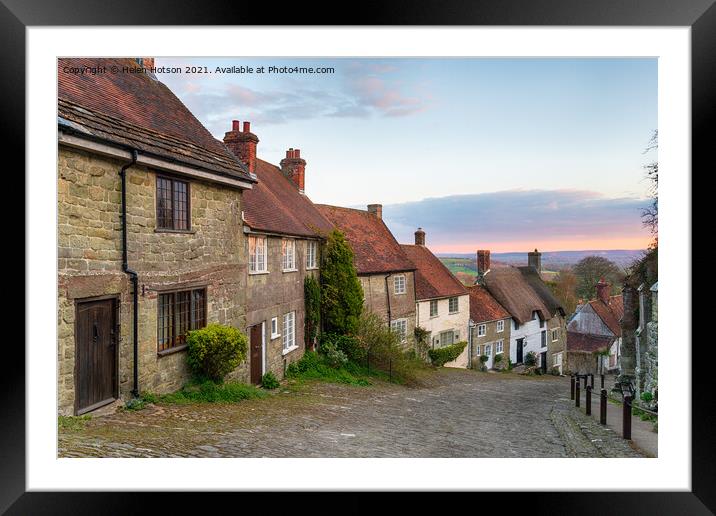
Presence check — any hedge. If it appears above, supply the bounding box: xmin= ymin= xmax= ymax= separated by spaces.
xmin=428 ymin=341 xmax=467 ymax=367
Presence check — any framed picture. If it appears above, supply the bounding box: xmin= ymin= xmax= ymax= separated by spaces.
xmin=7 ymin=0 xmax=707 ymax=512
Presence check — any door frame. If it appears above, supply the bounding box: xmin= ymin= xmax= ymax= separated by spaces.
xmin=516 ymin=337 xmax=524 ymax=364
xmin=248 ymin=321 xmax=266 ymax=384
xmin=73 ymin=294 xmax=120 ymax=415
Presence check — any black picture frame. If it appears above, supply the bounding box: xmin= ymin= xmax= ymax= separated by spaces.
xmin=4 ymin=0 xmax=707 ymax=513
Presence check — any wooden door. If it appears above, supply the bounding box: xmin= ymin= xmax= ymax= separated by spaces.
xmin=516 ymin=338 xmax=524 ymax=363
xmin=250 ymin=324 xmax=263 ymax=384
xmin=76 ymin=298 xmax=117 ymax=414
xmin=541 ymin=352 xmax=548 ymax=373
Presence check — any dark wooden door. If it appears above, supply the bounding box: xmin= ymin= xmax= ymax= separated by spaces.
xmin=76 ymin=298 xmax=117 ymax=414
xmin=541 ymin=352 xmax=548 ymax=373
xmin=250 ymin=324 xmax=262 ymax=385
xmin=516 ymin=338 xmax=524 ymax=363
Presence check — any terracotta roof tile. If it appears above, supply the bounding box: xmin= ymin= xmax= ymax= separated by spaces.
xmin=466 ymin=285 xmax=511 ymax=323
xmin=58 ymin=58 xmax=252 ymax=181
xmin=588 ymin=295 xmax=623 ymax=336
xmin=566 ymin=331 xmax=613 ymax=353
xmin=401 ymin=245 xmax=466 ymax=300
xmin=242 ymin=159 xmax=333 ymax=238
xmin=316 ymin=205 xmax=415 ymax=274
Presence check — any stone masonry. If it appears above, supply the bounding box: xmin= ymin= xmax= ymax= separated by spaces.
xmin=360 ymin=272 xmax=417 ymax=345
xmin=58 ymin=147 xmax=248 ymax=415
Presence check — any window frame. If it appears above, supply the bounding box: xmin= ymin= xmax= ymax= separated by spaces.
xmin=541 ymin=330 xmax=547 ymax=348
xmin=282 ymin=238 xmax=297 ymax=272
xmin=282 ymin=311 xmax=297 ymax=354
xmin=157 ymin=287 xmax=207 ymax=354
xmin=306 ymin=240 xmax=318 ymax=270
xmin=393 ymin=274 xmax=406 ymax=295
xmin=477 ymin=324 xmax=486 ymax=337
xmin=429 ymin=299 xmax=439 ymax=317
xmin=496 ymin=340 xmax=504 ymax=354
xmin=248 ymin=235 xmax=268 ymax=274
xmin=155 ymin=175 xmax=191 ymax=232
xmin=390 ymin=318 xmax=408 ymax=343
xmin=552 ymin=328 xmax=559 ymax=342
xmin=448 ymin=297 xmax=459 ymax=314
xmin=496 ymin=320 xmax=504 ymax=333
xmin=271 ymin=317 xmax=280 ymax=339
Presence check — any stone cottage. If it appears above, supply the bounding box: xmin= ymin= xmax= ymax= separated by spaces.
xmin=223 ymin=120 xmax=333 ymax=383
xmin=57 ymin=58 xmax=255 ymax=415
xmin=479 ymin=249 xmax=567 ymax=372
xmin=466 ymin=281 xmax=512 ymax=370
xmin=400 ymin=228 xmax=470 ymax=367
xmin=316 ymin=204 xmax=417 ymax=346
xmin=566 ymin=278 xmax=624 ymax=374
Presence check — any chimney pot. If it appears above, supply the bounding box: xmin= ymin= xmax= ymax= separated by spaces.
xmin=224 ymin=119 xmax=259 ymax=174
xmin=232 ymin=120 xmax=240 ymax=131
xmin=280 ymin=147 xmax=307 ymax=193
xmin=243 ymin=121 xmax=251 ymax=133
xmin=367 ymin=204 xmax=383 ymax=220
xmin=415 ymin=227 xmax=426 ymax=246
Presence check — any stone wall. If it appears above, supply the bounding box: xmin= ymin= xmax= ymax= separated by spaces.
xmin=246 ymin=236 xmax=318 ymax=380
xmin=58 ymin=146 xmax=247 ymax=415
xmin=359 ymin=272 xmax=416 ymax=347
xmin=547 ymin=314 xmax=567 ymax=370
xmin=470 ymin=318 xmax=511 ymax=370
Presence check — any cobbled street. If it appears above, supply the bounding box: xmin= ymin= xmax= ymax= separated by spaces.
xmin=59 ymin=369 xmax=645 ymax=458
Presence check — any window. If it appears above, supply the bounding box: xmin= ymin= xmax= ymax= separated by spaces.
xmin=248 ymin=235 xmax=267 ymax=273
xmin=496 ymin=320 xmax=504 ymax=333
xmin=157 ymin=288 xmax=206 ymax=352
xmin=496 ymin=340 xmax=504 ymax=354
xmin=282 ymin=312 xmax=296 ymax=352
xmin=475 ymin=345 xmax=481 ymax=356
xmin=514 ymin=320 xmax=520 ymax=330
xmin=271 ymin=317 xmax=280 ymax=339
xmin=539 ymin=317 xmax=545 ymax=328
xmin=306 ymin=240 xmax=318 ymax=269
xmin=394 ymin=275 xmax=406 ymax=294
xmin=552 ymin=328 xmax=559 ymax=342
xmin=485 ymin=344 xmax=492 ymax=357
xmin=429 ymin=299 xmax=438 ymax=317
xmin=438 ymin=330 xmax=455 ymax=348
xmin=390 ymin=319 xmax=408 ymax=342
xmin=477 ymin=324 xmax=486 ymax=337
xmin=448 ymin=297 xmax=459 ymax=313
xmin=282 ymin=239 xmax=296 ymax=271
xmin=541 ymin=330 xmax=547 ymax=348
xmin=156 ymin=177 xmax=189 ymax=230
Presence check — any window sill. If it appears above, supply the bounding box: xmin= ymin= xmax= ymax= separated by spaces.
xmin=157 ymin=344 xmax=188 ymax=357
xmin=249 ymin=270 xmax=270 ymax=275
xmin=306 ymin=266 xmax=319 ymax=271
xmin=282 ymin=344 xmax=299 ymax=356
xmin=271 ymin=333 xmax=281 ymax=340
xmin=429 ymin=314 xmax=438 ymax=319
xmin=155 ymin=229 xmax=196 ymax=234
xmin=448 ymin=311 xmax=458 ymax=315
xmin=394 ymin=292 xmax=406 ymax=295
xmin=282 ymin=268 xmax=298 ymax=273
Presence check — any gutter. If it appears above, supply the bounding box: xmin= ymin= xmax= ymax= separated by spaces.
xmin=119 ymin=149 xmax=140 ymax=398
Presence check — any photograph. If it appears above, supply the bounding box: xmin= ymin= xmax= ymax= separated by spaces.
xmin=56 ymin=55 xmax=659 ymax=459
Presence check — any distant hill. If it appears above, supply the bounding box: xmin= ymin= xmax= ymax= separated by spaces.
xmin=438 ymin=250 xmax=646 ymax=278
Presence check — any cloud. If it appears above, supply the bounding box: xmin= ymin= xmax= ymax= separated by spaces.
xmin=379 ymin=189 xmax=650 ymax=251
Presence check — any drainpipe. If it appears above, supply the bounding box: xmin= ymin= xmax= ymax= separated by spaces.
xmin=384 ymin=274 xmax=392 ymax=323
xmin=119 ymin=150 xmax=139 ymax=398
xmin=468 ymin=320 xmax=476 ymax=369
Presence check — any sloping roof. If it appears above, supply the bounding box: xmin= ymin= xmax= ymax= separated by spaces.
xmin=483 ymin=266 xmax=563 ymax=325
xmin=242 ymin=159 xmax=333 ymax=238
xmin=316 ymin=205 xmax=416 ymax=274
xmin=466 ymin=285 xmax=510 ymax=323
xmin=58 ymin=58 xmax=253 ymax=182
xmin=587 ymin=294 xmax=623 ymax=336
xmin=400 ymin=245 xmax=467 ymax=300
xmin=566 ymin=331 xmax=613 ymax=353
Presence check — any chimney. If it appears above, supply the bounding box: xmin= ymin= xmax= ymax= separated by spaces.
xmin=367 ymin=204 xmax=382 ymax=220
xmin=141 ymin=57 xmax=154 ymax=69
xmin=280 ymin=148 xmax=307 ymax=193
xmin=528 ymin=248 xmax=542 ymax=272
xmin=595 ymin=278 xmax=610 ymax=304
xmin=476 ymin=250 xmax=491 ymax=277
xmin=223 ymin=120 xmax=259 ymax=174
xmin=414 ymin=228 xmax=426 ymax=246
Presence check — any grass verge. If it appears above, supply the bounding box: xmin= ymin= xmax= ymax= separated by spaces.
xmin=58 ymin=415 xmax=91 ymax=431
xmin=138 ymin=380 xmax=268 ymax=406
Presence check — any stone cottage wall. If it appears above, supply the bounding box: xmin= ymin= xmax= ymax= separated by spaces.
xmin=58 ymin=146 xmax=247 ymax=415
xmin=359 ymin=272 xmax=416 ymax=347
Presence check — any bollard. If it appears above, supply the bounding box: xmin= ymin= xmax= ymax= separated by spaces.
xmin=570 ymin=375 xmax=575 ymax=400
xmin=586 ymin=386 xmax=592 ymax=415
xmin=590 ymin=374 xmax=594 ymax=389
xmin=583 ymin=375 xmax=588 ymax=389
xmin=601 ymin=373 xmax=605 ymax=389
xmin=575 ymin=380 xmax=581 ymax=408
xmin=623 ymin=395 xmax=632 ymax=440
xmin=600 ymin=389 xmax=607 ymax=424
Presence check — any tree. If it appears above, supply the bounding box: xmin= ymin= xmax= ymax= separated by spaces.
xmin=573 ymin=256 xmax=623 ymax=300
xmin=549 ymin=269 xmax=579 ymax=315
xmin=320 ymin=230 xmax=364 ymax=335
xmin=304 ymin=275 xmax=321 ymax=349
xmin=642 ymin=130 xmax=658 ymax=248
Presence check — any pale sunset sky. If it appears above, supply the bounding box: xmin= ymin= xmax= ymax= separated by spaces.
xmin=156 ymin=57 xmax=657 ymax=254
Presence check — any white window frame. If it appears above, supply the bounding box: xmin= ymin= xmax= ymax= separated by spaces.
xmin=390 ymin=318 xmax=408 ymax=343
xmin=477 ymin=324 xmax=486 ymax=337
xmin=429 ymin=299 xmax=438 ymax=317
xmin=485 ymin=344 xmax=492 ymax=356
xmin=394 ymin=275 xmax=406 ymax=295
xmin=248 ymin=235 xmax=267 ymax=274
xmin=496 ymin=320 xmax=504 ymax=333
xmin=552 ymin=328 xmax=559 ymax=342
xmin=496 ymin=340 xmax=504 ymax=354
xmin=282 ymin=311 xmax=297 ymax=354
xmin=282 ymin=238 xmax=296 ymax=272
xmin=271 ymin=317 xmax=280 ymax=340
xmin=448 ymin=297 xmax=459 ymax=314
xmin=306 ymin=240 xmax=318 ymax=270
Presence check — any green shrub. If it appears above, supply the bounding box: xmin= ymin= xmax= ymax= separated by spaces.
xmin=304 ymin=275 xmax=321 ymax=348
xmin=413 ymin=326 xmax=431 ymax=360
xmin=319 ymin=332 xmax=364 ymax=362
xmin=261 ymin=371 xmax=280 ymax=389
xmin=494 ymin=353 xmax=503 ymax=364
xmin=186 ymin=323 xmax=248 ymax=382
xmin=428 ymin=341 xmax=468 ymax=367
xmin=286 ymin=351 xmax=370 ymax=386
xmin=525 ymin=351 xmax=537 ymax=366
xmin=158 ymin=380 xmax=267 ymax=404
xmin=321 ymin=230 xmax=364 ymax=334
xmin=320 ymin=340 xmax=349 ymax=368
xmin=479 ymin=354 xmax=489 ymax=363
xmin=641 ymin=391 xmax=653 ymax=403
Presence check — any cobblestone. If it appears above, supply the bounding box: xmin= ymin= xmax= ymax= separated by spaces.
xmin=58 ymin=369 xmax=645 ymax=458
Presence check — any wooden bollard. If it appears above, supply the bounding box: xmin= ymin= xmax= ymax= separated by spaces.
xmin=575 ymin=380 xmax=581 ymax=408
xmin=570 ymin=375 xmax=575 ymax=400
xmin=583 ymin=375 xmax=588 ymax=389
xmin=600 ymin=389 xmax=607 ymax=424
xmin=623 ymin=395 xmax=632 ymax=440
xmin=601 ymin=373 xmax=605 ymax=389
xmin=586 ymin=386 xmax=592 ymax=415
xmin=590 ymin=374 xmax=594 ymax=389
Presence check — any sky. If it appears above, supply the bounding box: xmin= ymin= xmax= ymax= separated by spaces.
xmin=156 ymin=57 xmax=657 ymax=253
